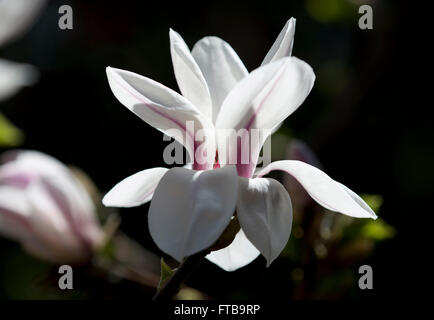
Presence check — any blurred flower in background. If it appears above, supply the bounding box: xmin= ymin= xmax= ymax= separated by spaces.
xmin=0 ymin=0 xmax=47 ymax=47
xmin=0 ymin=59 xmax=37 ymax=105
xmin=0 ymin=0 xmax=46 ymax=146
xmin=0 ymin=150 xmax=103 ymax=264
xmin=0 ymin=151 xmax=163 ymax=299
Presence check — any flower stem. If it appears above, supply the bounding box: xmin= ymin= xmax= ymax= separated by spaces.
xmin=152 ymin=250 xmax=209 ymax=301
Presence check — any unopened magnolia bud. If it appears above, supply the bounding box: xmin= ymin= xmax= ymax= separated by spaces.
xmin=0 ymin=150 xmax=103 ymax=264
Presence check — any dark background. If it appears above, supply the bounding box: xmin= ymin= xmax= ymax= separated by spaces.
xmin=0 ymin=0 xmax=431 ymax=300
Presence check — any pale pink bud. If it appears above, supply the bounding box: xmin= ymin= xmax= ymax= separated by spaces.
xmin=0 ymin=150 xmax=103 ymax=264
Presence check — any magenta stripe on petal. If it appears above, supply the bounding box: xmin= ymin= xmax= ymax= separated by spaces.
xmin=235 ymin=67 xmax=286 ymax=178
xmin=0 ymin=173 xmax=36 ymax=188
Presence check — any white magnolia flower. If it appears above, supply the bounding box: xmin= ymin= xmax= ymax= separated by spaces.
xmin=0 ymin=0 xmax=46 ymax=102
xmin=103 ymin=19 xmax=377 ymax=271
xmin=0 ymin=150 xmax=103 ymax=264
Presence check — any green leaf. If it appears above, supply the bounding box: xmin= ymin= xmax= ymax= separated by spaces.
xmin=305 ymin=0 xmax=356 ymax=23
xmin=98 ymin=237 xmax=115 ymax=260
xmin=360 ymin=219 xmax=396 ymax=240
xmin=0 ymin=113 xmax=24 ymax=146
xmin=158 ymin=258 xmax=174 ymax=291
xmin=338 ymin=194 xmax=394 ymax=242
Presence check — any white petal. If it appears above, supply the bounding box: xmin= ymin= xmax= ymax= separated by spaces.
xmin=1 ymin=149 xmax=65 ymax=168
xmin=183 ymin=163 xmax=193 ymax=169
xmin=169 ymin=29 xmax=213 ymax=121
xmin=26 ymin=177 xmax=101 ymax=262
xmin=0 ymin=185 xmax=33 ymax=241
xmin=206 ymin=229 xmax=260 ymax=271
xmin=0 ymin=181 xmax=88 ymax=263
xmin=284 ymin=139 xmax=322 ymax=207
xmin=148 ymin=165 xmax=239 ymax=262
xmin=0 ymin=150 xmax=95 ymax=219
xmin=336 ymin=182 xmax=378 ymax=218
xmin=1 ymin=150 xmax=101 ymax=243
xmin=236 ymin=177 xmax=292 ymax=266
xmin=216 ymin=57 xmax=315 ymax=178
xmin=26 ymin=180 xmax=85 ymax=248
xmin=0 ymin=59 xmax=38 ymax=102
xmin=256 ymin=160 xmax=378 ymax=219
xmin=260 ymin=18 xmax=297 ymax=133
xmin=261 ymin=18 xmax=296 ymax=65
xmin=0 ymin=0 xmax=46 ymax=47
xmin=103 ymin=167 xmax=168 ymax=207
xmin=192 ymin=37 xmax=248 ymax=123
xmin=106 ymin=67 xmax=215 ymax=170
xmin=0 ymin=185 xmax=66 ymax=263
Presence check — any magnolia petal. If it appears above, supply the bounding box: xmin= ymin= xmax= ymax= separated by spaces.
xmin=262 ymin=17 xmax=298 ymax=134
xmin=261 ymin=18 xmax=296 ymax=65
xmin=25 ymin=177 xmax=102 ymax=263
xmin=237 ymin=177 xmax=292 ymax=266
xmin=106 ymin=67 xmax=215 ymax=168
xmin=336 ymin=182 xmax=378 ymax=218
xmin=30 ymin=177 xmax=95 ymax=243
xmin=0 ymin=185 xmax=33 ymax=241
xmin=284 ymin=139 xmax=322 ymax=208
xmin=270 ymin=122 xmax=282 ymax=134
xmin=3 ymin=179 xmax=85 ymax=264
xmin=0 ymin=59 xmax=38 ymax=102
xmin=0 ymin=150 xmax=101 ymax=251
xmin=0 ymin=185 xmax=63 ymax=263
xmin=103 ymin=167 xmax=168 ymax=207
xmin=0 ymin=150 xmax=95 ymax=219
xmin=0 ymin=150 xmax=102 ymax=263
xmin=0 ymin=0 xmax=46 ymax=47
xmin=192 ymin=37 xmax=248 ymax=123
xmin=169 ymin=29 xmax=213 ymax=121
xmin=206 ymin=229 xmax=260 ymax=271
xmin=255 ymin=160 xmax=378 ymax=219
xmin=216 ymin=57 xmax=315 ymax=178
xmin=183 ymin=163 xmax=193 ymax=169
xmin=0 ymin=149 xmax=68 ymax=174
xmin=148 ymin=165 xmax=238 ymax=262
xmin=21 ymin=236 xmax=69 ymax=264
